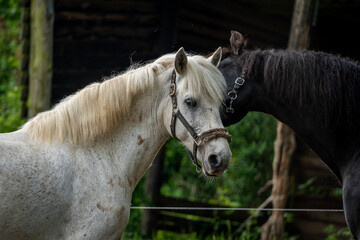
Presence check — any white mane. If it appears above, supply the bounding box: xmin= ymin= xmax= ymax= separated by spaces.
xmin=23 ymin=53 xmax=226 ymax=145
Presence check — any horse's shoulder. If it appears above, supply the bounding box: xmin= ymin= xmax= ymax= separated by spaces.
xmin=0 ymin=129 xmax=29 ymax=143
xmin=0 ymin=130 xmax=28 ymax=152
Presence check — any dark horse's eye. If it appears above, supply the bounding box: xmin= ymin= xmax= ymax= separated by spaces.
xmin=185 ymin=98 xmax=197 ymax=108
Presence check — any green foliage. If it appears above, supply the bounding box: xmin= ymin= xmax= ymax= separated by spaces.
xmin=0 ymin=0 xmax=21 ymax=21
xmin=160 ymin=112 xmax=276 ymax=207
xmin=324 ymin=225 xmax=354 ymax=240
xmin=0 ymin=0 xmax=24 ymax=133
xmin=0 ymin=0 xmax=21 ymax=85
xmin=297 ymin=177 xmax=343 ymax=198
xmin=123 ymin=176 xmax=149 ymax=239
xmin=0 ymin=85 xmax=25 ymax=132
xmin=237 ymin=213 xmax=262 ymax=240
xmin=124 ymin=212 xmax=300 ymax=240
xmin=123 ymin=230 xmax=225 ymax=240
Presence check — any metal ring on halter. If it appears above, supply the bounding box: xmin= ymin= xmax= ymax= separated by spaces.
xmin=227 ymin=91 xmax=238 ymax=101
xmin=226 ymin=91 xmax=237 ymax=113
xmin=235 ymin=77 xmax=245 ymax=86
xmin=226 ymin=107 xmax=234 ymax=113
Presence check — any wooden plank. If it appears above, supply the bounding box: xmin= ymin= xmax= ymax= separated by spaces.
xmin=295 ymin=168 xmax=341 ymax=188
xmin=54 ymin=14 xmax=158 ymax=31
xmin=53 ymin=70 xmax=108 ymax=85
xmin=178 ymin=20 xmax=287 ymax=51
xmin=157 ymin=214 xmax=209 ymax=233
xmin=177 ymin=33 xmax=228 ymax=54
xmin=53 ymin=39 xmax=157 ymax=57
xmin=55 ymin=11 xmax=158 ymax=24
xmin=54 ymin=0 xmax=159 ymax=14
xmin=295 ymin=154 xmax=331 ymax=171
xmin=178 ymin=19 xmax=231 ymax=43
xmin=54 ymin=24 xmax=159 ymax=39
xmin=157 ymin=212 xmax=240 ymax=234
xmin=294 ymin=211 xmax=346 ymax=226
xmin=293 ymin=195 xmax=343 ymax=210
xmin=53 ymin=54 xmax=155 ymax=71
xmin=180 ymin=1 xmax=290 ymax=38
xmin=158 ymin=196 xmax=250 ymax=222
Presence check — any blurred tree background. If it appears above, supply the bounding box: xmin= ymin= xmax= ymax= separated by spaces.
xmin=0 ymin=1 xmax=277 ymax=238
xmin=0 ymin=0 xmax=25 ymax=132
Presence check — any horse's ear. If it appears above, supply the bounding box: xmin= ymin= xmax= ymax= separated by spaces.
xmin=208 ymin=47 xmax=222 ymax=67
xmin=174 ymin=47 xmax=188 ymax=76
xmin=230 ymin=30 xmax=246 ymax=55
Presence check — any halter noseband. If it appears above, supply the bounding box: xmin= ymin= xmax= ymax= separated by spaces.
xmin=169 ymin=69 xmax=232 ymax=172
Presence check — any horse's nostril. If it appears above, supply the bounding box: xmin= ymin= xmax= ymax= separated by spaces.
xmin=208 ymin=154 xmax=221 ymax=168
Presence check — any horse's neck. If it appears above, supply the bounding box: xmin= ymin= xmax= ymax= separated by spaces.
xmin=245 ymin=51 xmax=360 ymax=182
xmin=256 ymin=77 xmax=344 ymax=181
xmin=93 ymin=84 xmax=169 ymax=190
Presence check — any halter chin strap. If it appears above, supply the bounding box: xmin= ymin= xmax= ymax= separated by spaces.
xmin=169 ymin=69 xmax=232 ymax=172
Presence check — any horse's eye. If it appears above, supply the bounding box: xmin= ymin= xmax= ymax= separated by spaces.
xmin=185 ymin=98 xmax=197 ymax=108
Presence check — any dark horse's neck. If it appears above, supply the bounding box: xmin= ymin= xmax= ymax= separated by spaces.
xmin=237 ymin=49 xmax=360 ymax=182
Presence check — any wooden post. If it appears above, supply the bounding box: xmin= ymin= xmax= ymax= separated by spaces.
xmin=261 ymin=0 xmax=316 ymax=239
xmin=27 ymin=0 xmax=54 ymax=118
xmin=261 ymin=123 xmax=296 ymax=240
xmin=287 ymin=0 xmax=317 ymax=50
xmin=141 ymin=147 xmax=165 ymax=235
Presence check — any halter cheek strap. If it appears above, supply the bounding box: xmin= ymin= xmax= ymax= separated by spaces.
xmin=169 ymin=69 xmax=232 ymax=172
xmin=226 ymin=68 xmax=246 ymax=113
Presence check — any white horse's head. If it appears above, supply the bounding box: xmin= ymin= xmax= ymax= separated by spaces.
xmin=161 ymin=47 xmax=232 ymax=177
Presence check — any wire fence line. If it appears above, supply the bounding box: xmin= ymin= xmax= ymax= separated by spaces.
xmin=130 ymin=206 xmax=344 ymax=212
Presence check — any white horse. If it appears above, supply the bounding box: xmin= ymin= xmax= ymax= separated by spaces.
xmin=0 ymin=47 xmax=232 ymax=239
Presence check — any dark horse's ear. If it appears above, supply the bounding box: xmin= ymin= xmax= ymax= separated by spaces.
xmin=230 ymin=30 xmax=246 ymax=55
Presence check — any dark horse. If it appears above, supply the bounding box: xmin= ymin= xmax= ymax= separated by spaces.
xmin=219 ymin=31 xmax=360 ymax=239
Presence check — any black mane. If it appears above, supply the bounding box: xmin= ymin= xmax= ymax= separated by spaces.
xmin=240 ymin=49 xmax=360 ymax=127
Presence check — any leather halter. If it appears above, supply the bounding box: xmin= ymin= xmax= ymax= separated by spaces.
xmin=169 ymin=69 xmax=232 ymax=172
xmin=226 ymin=69 xmax=246 ymax=113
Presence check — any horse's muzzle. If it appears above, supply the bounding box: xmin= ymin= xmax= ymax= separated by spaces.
xmin=202 ymin=151 xmax=231 ymax=177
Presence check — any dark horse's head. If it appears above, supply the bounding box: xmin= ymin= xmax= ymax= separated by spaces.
xmin=218 ymin=30 xmax=360 ymax=129
xmin=218 ymin=31 xmax=256 ymax=126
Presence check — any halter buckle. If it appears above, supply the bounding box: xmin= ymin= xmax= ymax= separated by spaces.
xmin=169 ymin=83 xmax=176 ymax=96
xmin=235 ymin=77 xmax=245 ymax=86
xmin=194 ymin=137 xmax=202 ymax=147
